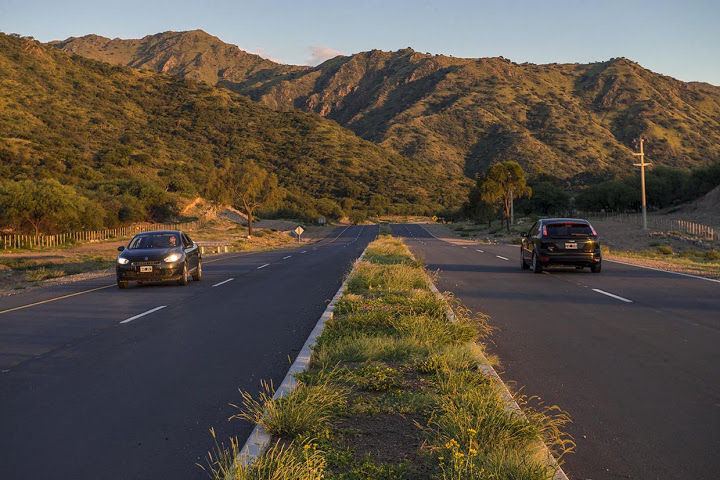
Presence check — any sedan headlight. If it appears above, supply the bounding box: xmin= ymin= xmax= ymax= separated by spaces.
xmin=117 ymin=257 xmax=129 ymax=265
xmin=164 ymin=253 xmax=181 ymax=263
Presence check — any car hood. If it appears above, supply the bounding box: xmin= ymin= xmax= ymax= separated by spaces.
xmin=120 ymin=248 xmax=182 ymax=261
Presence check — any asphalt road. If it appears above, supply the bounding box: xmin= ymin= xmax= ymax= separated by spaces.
xmin=391 ymin=223 xmax=720 ymax=480
xmin=0 ymin=225 xmax=376 ymax=480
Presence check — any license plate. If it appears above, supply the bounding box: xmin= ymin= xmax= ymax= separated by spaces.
xmin=565 ymin=243 xmax=578 ymax=250
xmin=140 ymin=266 xmax=153 ymax=273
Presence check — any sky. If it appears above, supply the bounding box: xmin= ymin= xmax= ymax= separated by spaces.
xmin=1 ymin=0 xmax=719 ymax=85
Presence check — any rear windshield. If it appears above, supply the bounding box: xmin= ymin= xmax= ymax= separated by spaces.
xmin=545 ymin=223 xmax=593 ymax=237
xmin=128 ymin=233 xmax=180 ymax=249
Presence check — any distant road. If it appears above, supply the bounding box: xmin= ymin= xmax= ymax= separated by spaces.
xmin=392 ymin=223 xmax=720 ymax=480
xmin=0 ymin=225 xmax=376 ymax=480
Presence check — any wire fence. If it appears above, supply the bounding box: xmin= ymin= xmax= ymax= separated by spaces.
xmin=1 ymin=221 xmax=200 ymax=250
xmin=580 ymin=212 xmax=718 ymax=241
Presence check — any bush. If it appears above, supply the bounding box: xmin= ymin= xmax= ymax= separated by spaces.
xmin=231 ymin=380 xmax=346 ymax=438
xmin=704 ymin=249 xmax=720 ymax=261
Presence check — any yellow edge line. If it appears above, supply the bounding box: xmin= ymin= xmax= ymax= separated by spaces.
xmin=0 ymin=284 xmax=116 ymax=316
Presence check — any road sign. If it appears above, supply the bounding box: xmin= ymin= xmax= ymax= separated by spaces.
xmin=432 ymin=215 xmax=438 ymax=222
xmin=294 ymin=226 xmax=304 ymax=236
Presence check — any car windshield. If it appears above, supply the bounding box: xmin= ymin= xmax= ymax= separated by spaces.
xmin=546 ymin=223 xmax=593 ymax=237
xmin=128 ymin=233 xmax=180 ymax=249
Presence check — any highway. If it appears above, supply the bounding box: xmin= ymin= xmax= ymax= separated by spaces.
xmin=0 ymin=225 xmax=376 ymax=480
xmin=391 ymin=223 xmax=720 ymax=480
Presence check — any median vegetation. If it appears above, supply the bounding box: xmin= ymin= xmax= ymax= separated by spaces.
xmin=205 ymin=235 xmax=573 ymax=479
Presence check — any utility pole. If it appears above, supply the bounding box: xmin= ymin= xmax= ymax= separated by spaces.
xmin=510 ymin=189 xmax=514 ymax=226
xmin=632 ymin=138 xmax=651 ymax=230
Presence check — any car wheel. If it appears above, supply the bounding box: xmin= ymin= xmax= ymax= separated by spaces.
xmin=521 ymin=250 xmax=529 ymax=270
xmin=591 ymin=262 xmax=602 ymax=273
xmin=192 ymin=260 xmax=202 ymax=281
xmin=117 ymin=280 xmax=129 ymax=289
xmin=531 ymin=252 xmax=543 ymax=274
xmin=178 ymin=263 xmax=189 ymax=286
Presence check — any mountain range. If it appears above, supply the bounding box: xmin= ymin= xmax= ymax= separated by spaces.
xmin=1 ymin=33 xmax=462 ymax=229
xmin=53 ymin=30 xmax=720 ymax=183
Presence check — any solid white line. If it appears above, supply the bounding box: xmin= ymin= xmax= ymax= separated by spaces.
xmin=257 ymin=263 xmax=270 ymax=269
xmin=120 ymin=305 xmax=167 ymax=324
xmin=496 ymin=255 xmax=509 ymax=261
xmin=605 ymin=259 xmax=720 ymax=284
xmin=592 ymin=289 xmax=633 ymax=303
xmin=477 ymin=249 xmax=484 ymax=253
xmin=283 ymin=255 xmax=292 ymax=259
xmin=212 ymin=278 xmax=234 ymax=287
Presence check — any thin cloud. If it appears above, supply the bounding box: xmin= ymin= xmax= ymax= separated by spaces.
xmin=252 ymin=47 xmax=284 ymax=64
xmin=307 ymin=46 xmax=345 ymax=66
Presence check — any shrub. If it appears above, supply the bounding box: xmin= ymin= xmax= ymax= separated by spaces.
xmin=231 ymin=380 xmax=346 ymax=438
xmin=704 ymin=249 xmax=720 ymax=261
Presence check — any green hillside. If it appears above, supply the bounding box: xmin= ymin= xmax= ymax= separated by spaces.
xmin=0 ymin=33 xmax=466 ymax=232
xmin=55 ymin=31 xmax=720 ymax=183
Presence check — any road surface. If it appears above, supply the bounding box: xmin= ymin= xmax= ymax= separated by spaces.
xmin=392 ymin=223 xmax=720 ymax=480
xmin=0 ymin=225 xmax=376 ymax=480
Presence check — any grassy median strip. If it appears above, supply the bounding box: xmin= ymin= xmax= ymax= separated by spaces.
xmin=204 ymin=235 xmax=573 ymax=479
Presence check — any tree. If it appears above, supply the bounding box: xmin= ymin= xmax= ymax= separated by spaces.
xmin=529 ymin=181 xmax=570 ymax=215
xmin=0 ymin=179 xmax=90 ymax=236
xmin=464 ymin=179 xmax=496 ymax=227
xmin=479 ymin=161 xmax=531 ymax=232
xmin=229 ymin=160 xmax=283 ymax=236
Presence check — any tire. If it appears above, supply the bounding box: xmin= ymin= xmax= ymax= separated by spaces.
xmin=117 ymin=280 xmax=129 ymax=289
xmin=591 ymin=262 xmax=602 ymax=273
xmin=531 ymin=252 xmax=543 ymax=274
xmin=192 ymin=260 xmax=202 ymax=281
xmin=178 ymin=263 xmax=189 ymax=286
xmin=521 ymin=250 xmax=530 ymax=270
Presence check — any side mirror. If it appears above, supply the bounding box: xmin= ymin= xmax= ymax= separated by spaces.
xmin=520 ymin=232 xmax=527 ymax=238
xmin=117 ymin=246 xmax=125 ymax=252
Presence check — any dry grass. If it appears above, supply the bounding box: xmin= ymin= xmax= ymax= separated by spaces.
xmin=230 ymin=380 xmax=347 ymax=439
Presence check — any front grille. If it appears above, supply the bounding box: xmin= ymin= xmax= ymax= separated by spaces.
xmin=131 ymin=261 xmax=161 ymax=266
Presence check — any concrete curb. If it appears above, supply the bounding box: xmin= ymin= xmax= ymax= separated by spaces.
xmin=236 ymin=243 xmax=371 ymax=467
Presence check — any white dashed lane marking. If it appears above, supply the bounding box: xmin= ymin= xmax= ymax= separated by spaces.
xmin=257 ymin=264 xmax=270 ymax=269
xmin=592 ymin=289 xmax=633 ymax=303
xmin=120 ymin=305 xmax=167 ymax=324
xmin=212 ymin=278 xmax=234 ymax=287
xmin=283 ymin=255 xmax=292 ymax=259
xmin=496 ymin=256 xmax=509 ymax=261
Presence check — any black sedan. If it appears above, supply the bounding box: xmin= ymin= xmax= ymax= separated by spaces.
xmin=520 ymin=218 xmax=602 ymax=273
xmin=116 ymin=231 xmax=202 ymax=288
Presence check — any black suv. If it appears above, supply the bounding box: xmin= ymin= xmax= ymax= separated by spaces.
xmin=116 ymin=230 xmax=202 ymax=288
xmin=520 ymin=218 xmax=602 ymax=273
